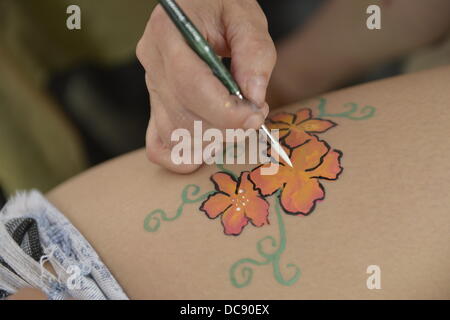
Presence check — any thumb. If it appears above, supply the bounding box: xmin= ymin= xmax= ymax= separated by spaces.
xmin=224 ymin=1 xmax=277 ymax=106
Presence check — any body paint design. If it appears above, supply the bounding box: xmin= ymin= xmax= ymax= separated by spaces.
xmin=143 ymin=146 xmax=243 ymax=232
xmin=267 ymin=108 xmax=336 ymax=148
xmin=202 ymin=106 xmax=343 ymax=288
xmin=200 ymin=172 xmax=270 ymax=236
xmin=144 ymin=184 xmax=213 ymax=232
xmin=316 ymin=97 xmax=376 ymax=120
xmin=230 ymin=191 xmax=301 ymax=288
xmin=144 ymin=99 xmax=375 ymax=288
xmin=200 ymin=107 xmax=343 ymax=234
xmin=250 ymin=138 xmax=343 ymax=215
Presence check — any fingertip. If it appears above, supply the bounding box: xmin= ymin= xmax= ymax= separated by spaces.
xmin=230 ymin=38 xmax=276 ymax=106
xmin=170 ymin=163 xmax=203 ymax=174
xmin=219 ymin=96 xmax=265 ymax=129
xmin=243 ymin=112 xmax=265 ymax=130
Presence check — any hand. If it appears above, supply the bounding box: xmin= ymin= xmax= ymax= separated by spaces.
xmin=137 ymin=0 xmax=276 ymax=173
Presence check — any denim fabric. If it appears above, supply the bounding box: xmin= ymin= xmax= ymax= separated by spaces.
xmin=0 ymin=190 xmax=128 ymax=300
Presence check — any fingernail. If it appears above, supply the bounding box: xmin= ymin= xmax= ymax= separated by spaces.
xmin=261 ymin=102 xmax=270 ymax=118
xmin=241 ymin=98 xmax=260 ymax=112
xmin=247 ymin=76 xmax=268 ymax=106
xmin=244 ymin=113 xmax=265 ymax=130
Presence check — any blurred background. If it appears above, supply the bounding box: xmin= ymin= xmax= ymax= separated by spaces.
xmin=0 ymin=0 xmax=408 ymax=207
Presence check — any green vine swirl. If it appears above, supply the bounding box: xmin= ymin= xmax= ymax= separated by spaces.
xmin=229 ymin=191 xmax=301 ymax=288
xmin=317 ymin=97 xmax=376 ymax=120
xmin=144 ymin=144 xmax=243 ymax=232
xmin=144 ymin=184 xmax=213 ymax=232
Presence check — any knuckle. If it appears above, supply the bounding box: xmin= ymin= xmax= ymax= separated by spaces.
xmin=265 ymin=40 xmax=277 ymax=67
xmin=236 ymin=0 xmax=269 ymax=29
xmin=136 ymin=10 xmax=168 ymax=67
xmin=145 ymin=143 xmax=159 ymax=164
xmin=148 ymin=5 xmax=168 ymax=32
xmin=138 ymin=6 xmax=168 ymax=64
xmin=146 ymin=77 xmax=159 ymax=93
xmin=145 ymin=132 xmax=166 ymax=164
xmin=255 ymin=8 xmax=269 ymax=30
xmin=239 ymin=20 xmax=259 ymax=36
xmin=260 ymin=14 xmax=269 ymax=30
xmin=253 ymin=38 xmax=277 ymax=68
xmin=136 ymin=38 xmax=146 ymax=63
xmin=148 ymin=5 xmax=173 ymax=40
xmin=249 ymin=37 xmax=277 ymax=68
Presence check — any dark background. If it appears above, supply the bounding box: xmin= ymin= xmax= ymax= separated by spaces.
xmin=0 ymin=0 xmax=400 ymax=208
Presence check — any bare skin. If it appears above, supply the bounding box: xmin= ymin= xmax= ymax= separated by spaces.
xmin=137 ymin=0 xmax=450 ymax=173
xmin=268 ymin=0 xmax=450 ymax=107
xmin=12 ymin=66 xmax=450 ymax=299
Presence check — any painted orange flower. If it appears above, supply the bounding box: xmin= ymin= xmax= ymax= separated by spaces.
xmin=200 ymin=171 xmax=270 ymax=235
xmin=250 ymin=137 xmax=343 ymax=215
xmin=268 ymin=108 xmax=336 ymax=148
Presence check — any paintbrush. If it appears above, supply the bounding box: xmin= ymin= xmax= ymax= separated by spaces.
xmin=158 ymin=0 xmax=293 ymax=167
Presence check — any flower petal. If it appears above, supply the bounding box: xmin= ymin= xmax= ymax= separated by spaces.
xmin=244 ymin=196 xmax=270 ymax=227
xmin=211 ymin=172 xmax=237 ymax=195
xmin=236 ymin=172 xmax=256 ymax=194
xmin=284 ymin=128 xmax=311 ymax=148
xmin=291 ymin=138 xmax=329 ymax=170
xmin=269 ymin=112 xmax=295 ymax=124
xmin=200 ymin=192 xmax=232 ymax=219
xmin=295 ymin=108 xmax=312 ymax=124
xmin=279 ymin=178 xmax=325 ymax=215
xmin=235 ymin=172 xmax=270 ymax=227
xmin=299 ymin=119 xmax=336 ymax=133
xmin=266 ymin=122 xmax=290 ymax=139
xmin=250 ymin=165 xmax=289 ymax=196
xmin=221 ymin=206 xmax=249 ymax=235
xmin=308 ymin=149 xmax=343 ymax=180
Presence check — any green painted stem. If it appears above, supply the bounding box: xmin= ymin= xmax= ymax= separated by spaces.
xmin=229 ymin=191 xmax=301 ymax=288
xmin=144 ymin=184 xmax=214 ymax=232
xmin=317 ymin=97 xmax=376 ymax=120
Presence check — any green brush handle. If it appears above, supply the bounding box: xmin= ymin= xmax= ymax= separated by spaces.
xmin=159 ymin=0 xmax=243 ymax=98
